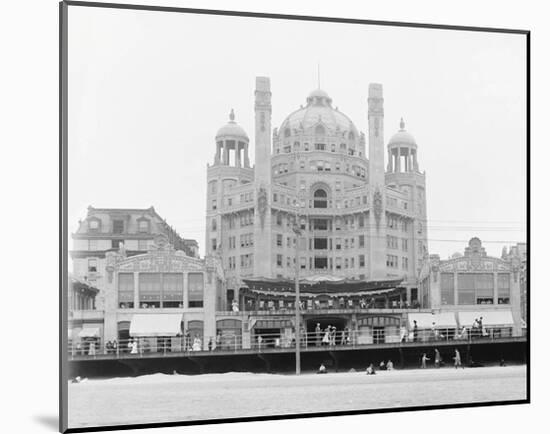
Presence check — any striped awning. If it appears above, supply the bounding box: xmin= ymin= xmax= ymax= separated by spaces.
xmin=130 ymin=314 xmax=183 ymax=337
xmin=78 ymin=328 xmax=100 ymax=338
xmin=408 ymin=312 xmax=457 ymax=329
xmin=458 ymin=310 xmax=514 ymax=327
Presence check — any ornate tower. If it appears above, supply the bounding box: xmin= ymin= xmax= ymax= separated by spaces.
xmin=367 ymin=83 xmax=387 ymax=279
xmin=253 ymin=77 xmax=273 ymax=278
xmin=205 ymin=109 xmax=251 ymax=258
xmin=385 ymin=118 xmax=428 ymax=280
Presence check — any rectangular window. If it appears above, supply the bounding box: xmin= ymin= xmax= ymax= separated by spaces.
xmin=300 ymin=257 xmax=306 ymax=270
xmin=138 ymin=220 xmax=149 ymax=233
xmin=314 ymin=237 xmax=328 ymax=250
xmin=188 ymin=273 xmax=204 ymax=308
xmin=475 ymin=273 xmax=494 ymax=304
xmin=402 ymin=239 xmax=408 ymax=251
xmin=162 ymin=273 xmax=183 ymax=307
xmin=211 ymin=238 xmax=217 ymax=251
xmin=359 ymin=235 xmax=365 ymax=248
xmin=118 ymin=273 xmax=134 ymax=308
xmin=457 ymin=274 xmax=475 ymax=305
xmin=113 ymin=220 xmax=124 ymax=234
xmin=276 ymin=234 xmax=283 ymax=247
xmin=139 ymin=273 xmax=161 ymax=308
xmin=315 ymin=143 xmax=326 ymax=150
xmin=138 ymin=239 xmax=149 ymax=250
xmin=402 ymin=257 xmax=409 ymax=270
xmin=88 ymin=239 xmax=98 ymax=251
xmin=111 ymin=239 xmax=122 ymax=249
xmin=440 ymin=273 xmax=454 ymax=305
xmin=497 ymin=273 xmax=511 ymax=304
xmin=276 ymin=254 xmax=283 ymax=267
xmin=88 ymin=219 xmax=100 ymax=232
xmin=88 ymin=258 xmax=97 ymax=272
xmin=359 ymin=255 xmax=365 ymax=268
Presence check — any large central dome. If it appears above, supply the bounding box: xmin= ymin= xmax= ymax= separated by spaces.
xmin=278 ymin=89 xmax=359 ymax=139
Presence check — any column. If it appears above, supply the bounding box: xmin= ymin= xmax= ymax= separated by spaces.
xmin=215 ymin=143 xmax=221 ymax=164
xmin=235 ymin=142 xmax=241 ymax=167
xmin=244 ymin=142 xmax=250 ymax=167
xmin=387 ymin=149 xmax=392 ymax=172
xmin=183 ymin=272 xmax=189 ymax=309
xmin=133 ymin=272 xmax=140 ymax=309
xmin=396 ymin=147 xmax=401 ymax=172
xmin=413 ymin=151 xmax=418 ymax=171
xmin=453 ymin=272 xmax=458 ymax=306
xmin=493 ymin=272 xmax=498 ymax=305
xmin=223 ymin=141 xmax=228 ymax=165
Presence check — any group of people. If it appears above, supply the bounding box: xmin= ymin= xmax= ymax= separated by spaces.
xmin=315 ymin=323 xmax=351 ymax=346
xmin=420 ymin=348 xmax=464 ymax=369
xmin=104 ymin=339 xmax=118 ymax=354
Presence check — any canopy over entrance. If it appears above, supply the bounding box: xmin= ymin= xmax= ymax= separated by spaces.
xmin=458 ymin=310 xmax=514 ymax=327
xmin=129 ymin=314 xmax=183 ymax=337
xmin=408 ymin=312 xmax=457 ymax=329
xmin=242 ymin=277 xmax=404 ymax=297
xmin=78 ymin=328 xmax=100 ymax=338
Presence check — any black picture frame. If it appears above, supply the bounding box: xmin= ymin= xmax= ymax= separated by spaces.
xmin=59 ymin=2 xmax=530 ymax=432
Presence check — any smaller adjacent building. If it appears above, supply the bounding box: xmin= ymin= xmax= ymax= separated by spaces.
xmin=417 ymin=237 xmax=523 ymax=338
xmin=502 ymin=242 xmax=528 ymax=322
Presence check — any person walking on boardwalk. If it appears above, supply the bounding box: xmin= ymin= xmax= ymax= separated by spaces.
xmin=453 ymin=348 xmax=464 ymax=369
xmin=315 ymin=323 xmax=322 ymax=347
xmin=421 ymin=353 xmax=430 ymax=368
xmin=434 ymin=349 xmax=442 ymax=368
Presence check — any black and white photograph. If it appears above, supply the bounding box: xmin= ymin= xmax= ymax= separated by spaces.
xmin=58 ymin=1 xmax=529 ymax=432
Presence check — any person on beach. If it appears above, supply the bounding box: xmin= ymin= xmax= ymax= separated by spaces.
xmin=386 ymin=360 xmax=394 ymax=370
xmin=453 ymin=348 xmax=463 ymax=369
xmin=257 ymin=335 xmax=263 ymax=350
xmin=421 ymin=353 xmax=430 ymax=368
xmin=331 ymin=326 xmax=337 ymax=346
xmin=88 ymin=340 xmax=96 ymax=356
xmin=318 ymin=363 xmax=327 ymax=374
xmin=434 ymin=349 xmax=442 ymax=368
xmin=366 ymin=364 xmax=376 ymax=375
xmin=208 ymin=337 xmax=213 ymax=351
xmin=379 ymin=360 xmax=386 ymax=371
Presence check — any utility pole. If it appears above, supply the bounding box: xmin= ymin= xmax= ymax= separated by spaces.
xmin=293 ymin=214 xmax=302 ymax=375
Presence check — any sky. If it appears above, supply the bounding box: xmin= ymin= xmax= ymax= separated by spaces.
xmin=67 ymin=6 xmax=527 ymax=260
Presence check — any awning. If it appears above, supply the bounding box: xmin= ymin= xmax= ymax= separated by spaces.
xmin=408 ymin=312 xmax=457 ymax=329
xmin=78 ymin=328 xmax=100 ymax=338
xmin=129 ymin=314 xmax=183 ymax=337
xmin=458 ymin=310 xmax=514 ymax=327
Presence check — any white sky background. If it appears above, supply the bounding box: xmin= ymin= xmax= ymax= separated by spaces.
xmin=68 ymin=7 xmax=527 ymax=260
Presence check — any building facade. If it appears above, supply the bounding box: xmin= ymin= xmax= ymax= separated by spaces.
xmin=417 ymin=237 xmax=523 ymax=337
xmin=205 ymin=78 xmax=428 ymax=309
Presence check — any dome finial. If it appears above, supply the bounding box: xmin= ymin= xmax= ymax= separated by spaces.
xmin=229 ymin=108 xmax=235 ymax=122
xmin=400 ymin=117 xmax=405 ymax=130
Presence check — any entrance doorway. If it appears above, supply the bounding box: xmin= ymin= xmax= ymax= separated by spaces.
xmin=306 ymin=317 xmax=349 ymax=346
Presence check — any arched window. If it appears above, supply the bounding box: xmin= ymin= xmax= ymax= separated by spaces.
xmin=284 ymin=128 xmax=291 ymax=138
xmin=349 ymin=131 xmax=355 ymax=140
xmin=211 ymin=218 xmax=217 ymax=231
xmin=315 ymin=125 xmax=325 ymax=136
xmin=313 ymin=189 xmax=328 ymax=208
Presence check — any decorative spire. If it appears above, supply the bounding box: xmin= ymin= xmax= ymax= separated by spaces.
xmin=400 ymin=117 xmax=405 ymax=130
xmin=317 ymin=62 xmax=321 ymax=89
xmin=229 ymin=108 xmax=235 ymax=122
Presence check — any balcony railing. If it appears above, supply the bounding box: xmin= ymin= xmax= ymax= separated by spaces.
xmin=68 ymin=326 xmax=519 ymax=360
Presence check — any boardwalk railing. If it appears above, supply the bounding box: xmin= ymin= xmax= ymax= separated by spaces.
xmin=68 ymin=326 xmax=518 ymax=359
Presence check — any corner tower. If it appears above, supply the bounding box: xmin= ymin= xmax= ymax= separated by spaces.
xmin=253 ymin=77 xmax=273 ymax=278
xmin=205 ymin=110 xmax=253 ymax=258
xmin=386 ymin=118 xmax=428 ymax=279
xmin=367 ymin=83 xmax=387 ymax=279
